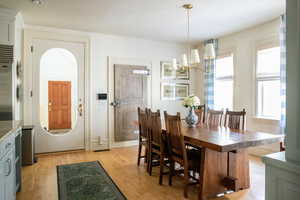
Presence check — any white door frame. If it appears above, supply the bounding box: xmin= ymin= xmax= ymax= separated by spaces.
xmin=107 ymin=56 xmax=152 ymax=149
xmin=23 ymin=28 xmax=91 ymax=151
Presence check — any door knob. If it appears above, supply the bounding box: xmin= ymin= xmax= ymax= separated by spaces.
xmin=110 ymin=100 xmax=120 ymax=107
xmin=78 ymin=104 xmax=83 ymax=116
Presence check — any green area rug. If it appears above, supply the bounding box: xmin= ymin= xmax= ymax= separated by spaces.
xmin=57 ymin=161 xmax=127 ymax=200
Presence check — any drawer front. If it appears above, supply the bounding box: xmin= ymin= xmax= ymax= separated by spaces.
xmin=0 ymin=133 xmax=15 ymax=159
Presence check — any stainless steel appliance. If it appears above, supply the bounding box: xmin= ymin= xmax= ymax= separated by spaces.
xmin=0 ymin=44 xmax=14 ymax=121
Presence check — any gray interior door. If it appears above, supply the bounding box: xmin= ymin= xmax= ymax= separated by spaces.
xmin=114 ymin=64 xmax=148 ymax=142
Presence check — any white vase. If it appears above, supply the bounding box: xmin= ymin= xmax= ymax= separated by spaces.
xmin=185 ymin=107 xmax=198 ymax=128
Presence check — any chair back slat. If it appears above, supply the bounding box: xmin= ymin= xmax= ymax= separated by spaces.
xmin=224 ymin=108 xmax=246 ymax=130
xmin=148 ymin=109 xmax=162 ymax=146
xmin=164 ymin=111 xmax=186 ymax=158
xmin=137 ymin=107 xmax=148 ymax=138
xmin=195 ymin=104 xmax=206 ymax=125
xmin=206 ymin=109 xmax=223 ymax=127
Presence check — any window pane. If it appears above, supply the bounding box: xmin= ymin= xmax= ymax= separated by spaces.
xmin=257 ymin=47 xmax=280 ymax=76
xmin=257 ymin=79 xmax=281 ymax=119
xmin=214 ymin=80 xmax=233 ymax=110
xmin=215 ymin=55 xmax=234 ymax=78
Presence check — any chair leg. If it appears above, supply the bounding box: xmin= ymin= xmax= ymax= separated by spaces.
xmin=183 ymin=168 xmax=189 ymax=198
xmin=169 ymin=160 xmax=174 ymax=186
xmin=145 ymin=144 xmax=148 ymax=163
xmin=148 ymin=149 xmax=153 ymax=176
xmin=159 ymin=154 xmax=164 ymax=185
xmin=137 ymin=142 xmax=142 ymax=166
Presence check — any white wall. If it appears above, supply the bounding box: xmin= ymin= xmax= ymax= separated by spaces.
xmin=23 ymin=26 xmax=192 ymax=150
xmin=198 ymin=19 xmax=282 ymax=155
xmin=89 ymin=33 xmax=191 ymax=149
xmin=13 ymin=13 xmax=24 ymax=121
xmin=39 ymin=48 xmax=78 ymax=130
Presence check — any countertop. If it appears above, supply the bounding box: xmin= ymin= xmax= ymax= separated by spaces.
xmin=263 ymin=151 xmax=300 ymax=175
xmin=0 ymin=120 xmax=22 ymax=142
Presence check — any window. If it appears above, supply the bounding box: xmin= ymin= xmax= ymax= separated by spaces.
xmin=256 ymin=46 xmax=281 ymax=119
xmin=214 ymin=53 xmax=234 ymax=110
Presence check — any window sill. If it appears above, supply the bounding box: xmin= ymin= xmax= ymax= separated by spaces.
xmin=252 ymin=116 xmax=280 ymax=123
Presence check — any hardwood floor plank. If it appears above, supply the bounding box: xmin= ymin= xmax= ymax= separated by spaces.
xmin=17 ymin=147 xmax=265 ymax=200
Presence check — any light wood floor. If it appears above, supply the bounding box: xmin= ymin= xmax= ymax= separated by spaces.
xmin=17 ymin=147 xmax=265 ymax=200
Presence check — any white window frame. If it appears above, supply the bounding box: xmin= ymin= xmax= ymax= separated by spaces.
xmin=255 ymin=42 xmax=280 ymax=120
xmin=214 ymin=51 xmax=235 ymax=110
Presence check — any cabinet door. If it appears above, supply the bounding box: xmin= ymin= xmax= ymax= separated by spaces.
xmin=0 ymin=20 xmax=14 ymax=45
xmin=0 ymin=157 xmax=5 ymax=200
xmin=3 ymin=150 xmax=15 ymax=200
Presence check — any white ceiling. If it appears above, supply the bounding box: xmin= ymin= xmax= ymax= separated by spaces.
xmin=0 ymin=0 xmax=285 ymax=43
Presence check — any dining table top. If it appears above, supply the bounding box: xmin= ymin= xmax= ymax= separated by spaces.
xmin=163 ymin=122 xmax=284 ymax=152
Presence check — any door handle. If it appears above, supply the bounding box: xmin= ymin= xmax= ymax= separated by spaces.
xmin=5 ymin=158 xmax=12 ymax=176
xmin=78 ymin=104 xmax=83 ymax=116
xmin=110 ymin=100 xmax=120 ymax=107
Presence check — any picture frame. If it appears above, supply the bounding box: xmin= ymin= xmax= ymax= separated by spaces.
xmin=176 ymin=67 xmax=189 ymax=80
xmin=161 ymin=83 xmax=175 ymax=100
xmin=161 ymin=61 xmax=176 ymax=80
xmin=161 ymin=83 xmax=190 ymax=100
xmin=161 ymin=61 xmax=190 ymax=80
xmin=175 ymin=83 xmax=189 ymax=100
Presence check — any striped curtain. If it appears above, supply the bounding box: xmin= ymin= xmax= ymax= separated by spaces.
xmin=204 ymin=39 xmax=218 ymax=109
xmin=280 ymin=15 xmax=286 ymax=135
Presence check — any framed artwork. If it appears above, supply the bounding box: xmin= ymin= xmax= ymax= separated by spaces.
xmin=161 ymin=61 xmax=176 ymax=80
xmin=161 ymin=83 xmax=190 ymax=100
xmin=175 ymin=84 xmax=189 ymax=100
xmin=176 ymin=67 xmax=189 ymax=80
xmin=161 ymin=61 xmax=190 ymax=80
xmin=161 ymin=83 xmax=175 ymax=100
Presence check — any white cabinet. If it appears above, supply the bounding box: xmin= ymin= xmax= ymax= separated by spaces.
xmin=0 ymin=136 xmax=16 ymax=200
xmin=263 ymin=152 xmax=300 ymax=200
xmin=0 ymin=7 xmax=17 ymax=46
xmin=2 ymin=149 xmax=15 ymax=200
xmin=0 ymin=156 xmax=4 ymax=200
xmin=0 ymin=20 xmax=14 ymax=45
xmin=0 ymin=129 xmax=17 ymax=200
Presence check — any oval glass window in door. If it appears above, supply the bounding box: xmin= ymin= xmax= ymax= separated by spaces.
xmin=39 ymin=48 xmax=78 ymax=134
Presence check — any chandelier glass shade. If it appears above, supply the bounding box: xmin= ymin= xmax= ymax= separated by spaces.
xmin=173 ymin=4 xmax=216 ymax=72
xmin=173 ymin=4 xmax=201 ymax=70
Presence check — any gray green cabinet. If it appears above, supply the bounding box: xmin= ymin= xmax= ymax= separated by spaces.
xmin=0 ymin=127 xmax=22 ymax=200
xmin=2 ymin=148 xmax=16 ymax=200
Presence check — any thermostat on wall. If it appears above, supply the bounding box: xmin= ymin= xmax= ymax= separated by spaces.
xmin=97 ymin=93 xmax=107 ymax=100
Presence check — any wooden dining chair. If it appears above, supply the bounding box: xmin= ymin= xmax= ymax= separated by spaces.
xmin=137 ymin=107 xmax=149 ymax=166
xmin=206 ymin=109 xmax=224 ymax=127
xmin=224 ymin=108 xmax=246 ymax=130
xmin=195 ymin=104 xmax=206 ymax=125
xmin=164 ymin=111 xmax=201 ymax=198
xmin=147 ymin=109 xmax=170 ymax=184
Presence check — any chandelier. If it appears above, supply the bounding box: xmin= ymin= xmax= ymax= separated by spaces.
xmin=173 ymin=4 xmax=216 ymax=72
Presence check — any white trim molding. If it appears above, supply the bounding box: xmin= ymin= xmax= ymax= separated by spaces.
xmin=22 ymin=28 xmax=92 ymax=151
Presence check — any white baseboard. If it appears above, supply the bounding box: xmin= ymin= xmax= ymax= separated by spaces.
xmin=111 ymin=140 xmax=138 ymax=148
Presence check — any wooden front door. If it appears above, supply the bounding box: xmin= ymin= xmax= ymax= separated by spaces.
xmin=48 ymin=81 xmax=71 ymax=130
xmin=114 ymin=65 xmax=148 ymax=142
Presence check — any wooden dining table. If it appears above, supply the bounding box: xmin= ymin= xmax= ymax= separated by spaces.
xmin=163 ymin=123 xmax=284 ymax=200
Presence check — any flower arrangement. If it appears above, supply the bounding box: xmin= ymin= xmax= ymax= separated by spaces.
xmin=182 ymin=95 xmax=201 ymax=109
